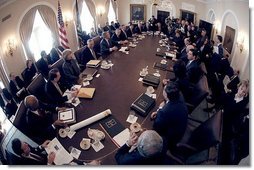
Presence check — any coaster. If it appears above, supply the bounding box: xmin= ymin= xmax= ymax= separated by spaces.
xmin=130 ymin=122 xmax=142 ymax=133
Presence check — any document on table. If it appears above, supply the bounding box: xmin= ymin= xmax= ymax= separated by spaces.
xmin=113 ymin=128 xmax=130 ymax=147
xmin=119 ymin=47 xmax=128 ymax=52
xmin=44 ymin=138 xmax=73 ymax=165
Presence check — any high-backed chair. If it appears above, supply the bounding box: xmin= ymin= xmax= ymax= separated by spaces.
xmin=12 ymin=100 xmax=28 ymax=135
xmin=168 ymin=110 xmax=223 ymax=164
xmin=74 ymin=46 xmax=86 ymax=71
xmin=5 ymin=149 xmax=23 ymax=165
xmin=26 ymin=74 xmax=47 ymax=103
xmin=185 ymin=75 xmax=209 ymax=119
xmin=92 ymin=36 xmax=102 ymax=56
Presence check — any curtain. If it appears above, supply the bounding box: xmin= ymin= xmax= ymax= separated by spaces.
xmin=38 ymin=5 xmax=59 ymax=46
xmin=111 ymin=0 xmax=118 ymax=21
xmin=73 ymin=0 xmax=83 ymax=24
xmin=0 ymin=64 xmax=9 ymax=88
xmin=85 ymin=0 xmax=97 ymax=29
xmin=105 ymin=0 xmax=110 ymax=22
xmin=19 ymin=7 xmax=37 ymax=61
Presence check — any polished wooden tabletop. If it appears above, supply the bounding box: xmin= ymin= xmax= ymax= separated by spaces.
xmin=58 ymin=35 xmax=175 ymax=165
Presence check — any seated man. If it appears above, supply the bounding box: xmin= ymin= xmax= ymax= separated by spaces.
xmin=119 ymin=25 xmax=128 ymax=41
xmin=9 ymin=73 xmax=26 ymax=102
xmin=11 ymin=138 xmax=55 ymax=165
xmin=36 ymin=51 xmax=53 ymax=78
xmin=24 ymin=95 xmax=65 ymax=143
xmin=62 ymin=49 xmax=81 ymax=85
xmin=81 ymin=39 xmax=98 ymax=66
xmin=100 ymin=31 xmax=118 ymax=56
xmin=111 ymin=29 xmax=128 ymax=45
xmin=134 ymin=22 xmax=143 ymax=34
xmin=45 ymin=68 xmax=77 ymax=105
xmin=126 ymin=24 xmax=135 ymax=37
xmin=151 ymin=83 xmax=188 ymax=151
xmin=115 ymin=130 xmax=169 ymax=165
xmin=49 ymin=44 xmax=60 ymax=63
xmin=0 ymin=88 xmax=18 ymax=118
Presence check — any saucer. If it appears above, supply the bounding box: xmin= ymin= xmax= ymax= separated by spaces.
xmin=80 ymin=139 xmax=91 ymax=150
xmin=130 ymin=122 xmax=142 ymax=133
xmin=101 ymin=65 xmax=110 ymax=70
xmin=85 ymin=76 xmax=93 ymax=81
xmin=139 ymin=71 xmax=148 ymax=77
xmin=59 ymin=128 xmax=67 ymax=138
xmin=153 ymin=73 xmax=161 ymax=77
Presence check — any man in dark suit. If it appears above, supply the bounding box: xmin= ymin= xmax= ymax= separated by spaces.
xmin=36 ymin=51 xmax=53 ymax=78
xmin=195 ymin=28 xmax=208 ymax=49
xmin=110 ymin=21 xmax=116 ymax=31
xmin=0 ymin=88 xmax=18 ymax=118
xmin=97 ymin=24 xmax=103 ymax=36
xmin=115 ymin=130 xmax=169 ymax=165
xmin=23 ymin=60 xmax=37 ymax=87
xmin=119 ymin=25 xmax=128 ymax=41
xmin=186 ymin=49 xmax=203 ymax=84
xmin=81 ymin=39 xmax=98 ymax=66
xmin=45 ymin=68 xmax=77 ymax=105
xmin=24 ymin=95 xmax=66 ymax=143
xmin=11 ymin=138 xmax=55 ymax=165
xmin=111 ymin=29 xmax=128 ymax=45
xmin=9 ymin=73 xmax=25 ymax=102
xmin=151 ymin=83 xmax=188 ymax=151
xmin=62 ymin=49 xmax=81 ymax=85
xmin=126 ymin=24 xmax=135 ymax=37
xmin=100 ymin=31 xmax=119 ymax=56
xmin=216 ymin=35 xmax=224 ymax=57
xmin=115 ymin=20 xmax=120 ymax=29
xmin=50 ymin=45 xmax=60 ymax=63
xmin=134 ymin=22 xmax=142 ymax=34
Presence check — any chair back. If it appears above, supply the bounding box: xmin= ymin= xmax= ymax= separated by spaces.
xmin=5 ymin=149 xmax=23 ymax=165
xmin=188 ymin=110 xmax=223 ymax=151
xmin=12 ymin=100 xmax=28 ymax=133
xmin=92 ymin=36 xmax=102 ymax=54
xmin=26 ymin=74 xmax=47 ymax=103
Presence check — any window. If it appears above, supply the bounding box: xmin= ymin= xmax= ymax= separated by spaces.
xmin=80 ymin=2 xmax=94 ymax=33
xmin=29 ymin=10 xmax=53 ymax=61
xmin=108 ymin=0 xmax=116 ymax=23
xmin=0 ymin=80 xmax=4 ymax=89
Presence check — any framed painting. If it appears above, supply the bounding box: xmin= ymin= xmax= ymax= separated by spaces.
xmin=130 ymin=4 xmax=146 ymax=22
xmin=223 ymin=26 xmax=235 ymax=54
xmin=180 ymin=9 xmax=196 ymax=24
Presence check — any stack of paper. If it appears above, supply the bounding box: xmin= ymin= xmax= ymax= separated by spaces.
xmin=77 ymin=88 xmax=95 ymax=98
xmin=45 ymin=138 xmax=73 ymax=165
xmin=58 ymin=108 xmax=76 ymax=124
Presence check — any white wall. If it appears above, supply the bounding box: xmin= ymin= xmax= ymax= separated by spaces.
xmin=204 ymin=0 xmax=249 ymax=80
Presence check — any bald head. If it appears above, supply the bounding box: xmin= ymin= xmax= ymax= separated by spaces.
xmin=137 ymin=130 xmax=163 ymax=158
xmin=24 ymin=95 xmax=39 ymax=111
xmin=186 ymin=45 xmax=195 ymax=53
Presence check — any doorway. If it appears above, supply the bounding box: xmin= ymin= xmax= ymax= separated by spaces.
xmin=157 ymin=10 xmax=170 ymax=24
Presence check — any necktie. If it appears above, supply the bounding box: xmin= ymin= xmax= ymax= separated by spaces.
xmin=54 ymin=82 xmax=63 ymax=96
xmin=186 ymin=61 xmax=191 ymax=68
xmin=90 ymin=49 xmax=97 ymax=59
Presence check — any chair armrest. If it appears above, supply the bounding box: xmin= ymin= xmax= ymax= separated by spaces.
xmin=177 ymin=143 xmax=198 ymax=152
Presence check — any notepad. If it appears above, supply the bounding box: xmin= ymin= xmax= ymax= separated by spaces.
xmin=86 ymin=60 xmax=101 ymax=68
xmin=77 ymin=88 xmax=95 ymax=98
xmin=58 ymin=108 xmax=76 ymax=124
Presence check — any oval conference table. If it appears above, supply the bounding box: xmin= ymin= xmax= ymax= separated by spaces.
xmin=57 ymin=34 xmax=175 ymax=165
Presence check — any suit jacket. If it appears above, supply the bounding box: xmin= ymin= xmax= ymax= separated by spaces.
xmin=218 ymin=58 xmax=231 ymax=78
xmin=218 ymin=44 xmax=224 ymax=57
xmin=25 ymin=108 xmax=56 ymax=143
xmin=120 ymin=30 xmax=128 ymax=41
xmin=23 ymin=64 xmax=37 ymax=87
xmin=81 ymin=46 xmax=97 ymax=65
xmin=115 ymin=144 xmax=167 ymax=165
xmin=126 ymin=28 xmax=134 ymax=37
xmin=36 ymin=56 xmax=53 ymax=78
xmin=19 ymin=146 xmax=48 ymax=165
xmin=50 ymin=47 xmax=60 ymax=63
xmin=153 ymin=96 xmax=188 ymax=150
xmin=111 ymin=33 xmax=122 ymax=43
xmin=115 ymin=22 xmax=120 ymax=29
xmin=97 ymin=27 xmax=103 ymax=36
xmin=62 ymin=59 xmax=80 ymax=85
xmin=134 ymin=26 xmax=142 ymax=34
xmin=186 ymin=60 xmax=203 ymax=84
xmin=9 ymin=76 xmax=25 ymax=98
xmin=0 ymin=93 xmax=17 ymax=118
xmin=110 ymin=25 xmax=116 ymax=31
xmin=45 ymin=81 xmax=68 ymax=105
xmin=100 ymin=38 xmax=118 ymax=56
